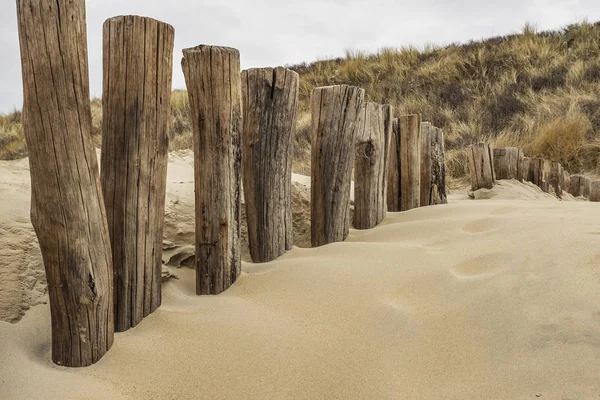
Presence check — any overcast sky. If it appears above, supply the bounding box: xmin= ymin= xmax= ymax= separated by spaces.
xmin=1 ymin=0 xmax=600 ymax=113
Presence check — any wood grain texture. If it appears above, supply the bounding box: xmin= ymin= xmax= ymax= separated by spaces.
xmin=549 ymin=161 xmax=564 ymax=198
xmin=182 ymin=45 xmax=242 ymax=295
xmin=387 ymin=118 xmax=401 ymax=211
xmin=16 ymin=0 xmax=114 ymax=367
xmin=101 ymin=16 xmax=174 ymax=331
xmin=569 ymin=175 xmax=592 ymax=198
xmin=388 ymin=115 xmax=422 ymax=211
xmin=467 ymin=144 xmax=495 ymax=191
xmin=311 ymin=85 xmax=364 ymax=247
xmin=354 ymin=102 xmax=392 ymax=229
xmin=519 ymin=157 xmax=531 ymax=182
xmin=420 ymin=124 xmax=447 ymax=206
xmin=528 ymin=158 xmax=551 ymax=192
xmin=493 ymin=147 xmax=523 ymax=180
xmin=241 ymin=67 xmax=298 ymax=262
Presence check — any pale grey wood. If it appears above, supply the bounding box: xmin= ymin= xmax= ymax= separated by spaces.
xmin=241 ymin=67 xmax=298 ymax=262
xmin=354 ymin=102 xmax=392 ymax=229
xmin=101 ymin=16 xmax=174 ymax=331
xmin=311 ymin=85 xmax=364 ymax=246
xmin=548 ymin=161 xmax=564 ymax=198
xmin=493 ymin=147 xmax=523 ymax=180
xmin=590 ymin=181 xmax=600 ymax=202
xmin=16 ymin=0 xmax=113 ymax=367
xmin=467 ymin=144 xmax=495 ymax=190
xmin=421 ymin=124 xmax=447 ymax=206
xmin=519 ymin=156 xmax=531 ymax=182
xmin=182 ymin=45 xmax=242 ymax=295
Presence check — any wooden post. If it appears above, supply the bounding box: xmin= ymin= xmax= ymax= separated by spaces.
xmin=16 ymin=0 xmax=113 ymax=367
xmin=101 ymin=16 xmax=174 ymax=331
xmin=311 ymin=85 xmax=364 ymax=247
xmin=354 ymin=102 xmax=393 ymax=229
xmin=493 ymin=147 xmax=523 ymax=180
xmin=569 ymin=175 xmax=592 ymax=198
xmin=241 ymin=67 xmax=298 ymax=262
xmin=549 ymin=161 xmax=564 ymax=198
xmin=388 ymin=114 xmax=422 ymax=211
xmin=420 ymin=124 xmax=447 ymax=206
xmin=562 ymin=170 xmax=570 ymax=193
xmin=420 ymin=122 xmax=433 ymax=206
xmin=182 ymin=45 xmax=242 ymax=295
xmin=529 ymin=158 xmax=550 ymax=192
xmin=519 ymin=156 xmax=531 ymax=182
xmin=590 ymin=181 xmax=600 ymax=202
xmin=467 ymin=144 xmax=495 ymax=191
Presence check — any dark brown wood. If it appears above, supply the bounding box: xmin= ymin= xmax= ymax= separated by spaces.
xmin=421 ymin=124 xmax=447 ymax=206
xmin=354 ymin=102 xmax=393 ymax=229
xmin=311 ymin=85 xmax=364 ymax=247
xmin=548 ymin=161 xmax=564 ymax=198
xmin=590 ymin=181 xmax=600 ymax=202
xmin=241 ymin=67 xmax=298 ymax=262
xmin=467 ymin=144 xmax=495 ymax=190
xmin=101 ymin=16 xmax=174 ymax=331
xmin=182 ymin=45 xmax=242 ymax=295
xmin=16 ymin=0 xmax=113 ymax=367
xmin=493 ymin=147 xmax=523 ymax=180
xmin=388 ymin=115 xmax=422 ymax=210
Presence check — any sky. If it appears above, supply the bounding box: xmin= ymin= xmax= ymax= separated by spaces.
xmin=1 ymin=0 xmax=600 ymax=113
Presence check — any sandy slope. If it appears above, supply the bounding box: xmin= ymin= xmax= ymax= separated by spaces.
xmin=1 ymin=156 xmax=600 ymax=399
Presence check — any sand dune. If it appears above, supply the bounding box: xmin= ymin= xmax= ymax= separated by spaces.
xmin=1 ymin=155 xmax=600 ymax=399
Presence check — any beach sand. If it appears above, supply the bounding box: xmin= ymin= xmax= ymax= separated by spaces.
xmin=1 ymin=154 xmax=600 ymax=399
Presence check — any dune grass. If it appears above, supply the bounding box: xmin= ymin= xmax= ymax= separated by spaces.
xmin=2 ymin=21 xmax=600 ymax=178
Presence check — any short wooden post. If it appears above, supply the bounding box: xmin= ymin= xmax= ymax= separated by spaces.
xmin=590 ymin=181 xmax=600 ymax=202
xmin=182 ymin=45 xmax=242 ymax=295
xmin=549 ymin=161 xmax=564 ymax=198
xmin=388 ymin=114 xmax=422 ymax=211
xmin=311 ymin=85 xmax=364 ymax=247
xmin=529 ymin=158 xmax=550 ymax=192
xmin=101 ymin=16 xmax=174 ymax=331
xmin=467 ymin=144 xmax=495 ymax=190
xmin=569 ymin=175 xmax=592 ymax=198
xmin=354 ymin=102 xmax=393 ymax=229
xmin=519 ymin=156 xmax=531 ymax=182
xmin=241 ymin=67 xmax=299 ymax=262
xmin=16 ymin=0 xmax=113 ymax=367
xmin=493 ymin=147 xmax=523 ymax=180
xmin=562 ymin=170 xmax=570 ymax=192
xmin=421 ymin=123 xmax=447 ymax=206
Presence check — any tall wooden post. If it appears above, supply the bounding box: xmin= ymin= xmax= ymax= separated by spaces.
xmin=467 ymin=144 xmax=495 ymax=191
xmin=16 ymin=0 xmax=113 ymax=367
xmin=354 ymin=102 xmax=393 ymax=229
xmin=101 ymin=16 xmax=174 ymax=331
xmin=241 ymin=67 xmax=298 ymax=262
xmin=388 ymin=114 xmax=422 ymax=211
xmin=182 ymin=45 xmax=242 ymax=295
xmin=421 ymin=124 xmax=447 ymax=206
xmin=311 ymin=85 xmax=364 ymax=247
xmin=493 ymin=147 xmax=523 ymax=180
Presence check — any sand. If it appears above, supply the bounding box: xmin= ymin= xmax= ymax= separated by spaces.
xmin=1 ymin=155 xmax=600 ymax=399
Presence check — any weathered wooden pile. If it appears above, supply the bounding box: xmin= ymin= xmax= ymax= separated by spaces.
xmin=467 ymin=144 xmax=598 ymax=200
xmin=16 ymin=1 xmax=449 ymax=367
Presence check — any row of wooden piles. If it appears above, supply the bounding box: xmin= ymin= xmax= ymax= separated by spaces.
xmin=16 ymin=1 xmax=448 ymax=368
xmin=468 ymin=144 xmax=600 ymax=200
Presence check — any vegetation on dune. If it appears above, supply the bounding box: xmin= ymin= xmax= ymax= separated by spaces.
xmin=2 ymin=21 xmax=600 ymax=179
